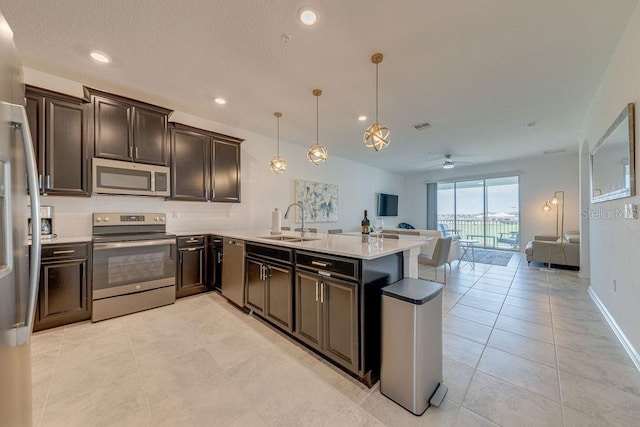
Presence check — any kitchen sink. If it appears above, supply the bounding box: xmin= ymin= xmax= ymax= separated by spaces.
xmin=260 ymin=235 xmax=320 ymax=242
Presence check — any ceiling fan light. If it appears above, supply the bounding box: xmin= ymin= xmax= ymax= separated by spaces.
xmin=442 ymin=160 xmax=455 ymax=169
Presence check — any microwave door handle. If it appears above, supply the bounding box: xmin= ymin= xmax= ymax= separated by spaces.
xmin=4 ymin=102 xmax=41 ymax=345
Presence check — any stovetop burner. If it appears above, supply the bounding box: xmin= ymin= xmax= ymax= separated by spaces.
xmin=92 ymin=212 xmax=171 ymax=241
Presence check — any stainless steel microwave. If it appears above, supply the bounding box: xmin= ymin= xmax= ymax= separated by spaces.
xmin=92 ymin=158 xmax=170 ymax=197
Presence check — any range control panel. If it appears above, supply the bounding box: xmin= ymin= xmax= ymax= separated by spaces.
xmin=92 ymin=213 xmax=166 ymax=226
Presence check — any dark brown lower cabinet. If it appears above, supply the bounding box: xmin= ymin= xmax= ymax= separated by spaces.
xmin=176 ymin=236 xmax=208 ymax=298
xmin=34 ymin=243 xmax=91 ymax=332
xmin=295 ymin=271 xmax=358 ymax=373
xmin=246 ymin=257 xmax=293 ymax=333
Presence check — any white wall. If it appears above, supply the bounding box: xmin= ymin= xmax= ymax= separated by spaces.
xmin=402 ymin=152 xmax=580 ymax=251
xmin=580 ymin=1 xmax=640 ymax=356
xmin=25 ymin=70 xmax=405 ymax=237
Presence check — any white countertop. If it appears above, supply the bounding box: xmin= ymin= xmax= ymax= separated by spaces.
xmin=211 ymin=229 xmax=428 ymax=260
xmin=31 ymin=236 xmax=93 ymax=245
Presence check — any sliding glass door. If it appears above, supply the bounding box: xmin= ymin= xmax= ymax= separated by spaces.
xmin=436 ymin=176 xmax=520 ymax=250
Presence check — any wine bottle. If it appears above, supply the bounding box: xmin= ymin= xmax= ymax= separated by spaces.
xmin=361 ymin=210 xmax=370 ymax=243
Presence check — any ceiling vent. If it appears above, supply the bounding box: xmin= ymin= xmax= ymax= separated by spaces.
xmin=413 ymin=122 xmax=432 ymax=130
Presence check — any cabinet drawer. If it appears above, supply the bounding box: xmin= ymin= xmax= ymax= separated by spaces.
xmin=246 ymin=242 xmax=293 ymax=265
xmin=178 ymin=236 xmax=205 ymax=248
xmin=296 ymin=250 xmax=359 ymax=281
xmin=42 ymin=243 xmax=89 ymax=260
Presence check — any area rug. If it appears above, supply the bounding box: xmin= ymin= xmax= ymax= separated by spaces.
xmin=460 ymin=248 xmax=513 ymax=266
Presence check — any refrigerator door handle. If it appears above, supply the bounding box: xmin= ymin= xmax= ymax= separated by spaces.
xmin=4 ymin=102 xmax=41 ymax=345
xmin=0 ymin=158 xmax=13 ymax=280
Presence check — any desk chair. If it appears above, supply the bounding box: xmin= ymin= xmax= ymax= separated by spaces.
xmin=418 ymin=236 xmax=452 ymax=284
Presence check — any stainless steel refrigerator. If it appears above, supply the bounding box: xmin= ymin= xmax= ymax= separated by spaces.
xmin=0 ymin=10 xmax=42 ymax=427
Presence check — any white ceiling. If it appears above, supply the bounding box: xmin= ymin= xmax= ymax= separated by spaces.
xmin=0 ymin=0 xmax=637 ymax=174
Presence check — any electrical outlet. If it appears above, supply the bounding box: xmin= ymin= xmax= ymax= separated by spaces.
xmin=613 ymin=278 xmax=617 ymax=292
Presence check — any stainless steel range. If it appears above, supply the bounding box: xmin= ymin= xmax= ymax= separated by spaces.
xmin=91 ymin=213 xmax=176 ymax=322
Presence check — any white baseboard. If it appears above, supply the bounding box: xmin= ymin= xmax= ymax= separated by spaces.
xmin=588 ymin=287 xmax=640 ymax=372
xmin=578 ymin=271 xmax=590 ymax=279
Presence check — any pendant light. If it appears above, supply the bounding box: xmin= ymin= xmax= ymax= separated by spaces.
xmin=363 ymin=53 xmax=390 ymax=151
xmin=307 ymin=89 xmax=328 ymax=165
xmin=270 ymin=112 xmax=287 ymax=174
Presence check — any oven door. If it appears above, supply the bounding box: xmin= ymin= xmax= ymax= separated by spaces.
xmin=92 ymin=238 xmax=176 ymax=299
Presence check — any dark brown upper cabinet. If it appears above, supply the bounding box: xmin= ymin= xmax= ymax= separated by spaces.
xmin=25 ymin=86 xmax=90 ymax=196
xmin=170 ymin=123 xmax=243 ymax=202
xmin=84 ymin=87 xmax=173 ymax=166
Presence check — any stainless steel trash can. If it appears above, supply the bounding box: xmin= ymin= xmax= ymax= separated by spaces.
xmin=380 ymin=278 xmax=445 ymax=415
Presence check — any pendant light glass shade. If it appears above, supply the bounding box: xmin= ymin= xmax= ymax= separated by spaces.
xmin=363 ymin=53 xmax=390 ymax=151
xmin=270 ymin=112 xmax=287 ymax=174
xmin=307 ymin=89 xmax=328 ymax=165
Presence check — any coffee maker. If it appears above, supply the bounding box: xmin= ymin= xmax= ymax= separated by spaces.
xmin=28 ymin=205 xmax=55 ymax=239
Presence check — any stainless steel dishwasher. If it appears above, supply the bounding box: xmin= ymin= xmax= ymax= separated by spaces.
xmin=221 ymin=238 xmax=246 ymax=308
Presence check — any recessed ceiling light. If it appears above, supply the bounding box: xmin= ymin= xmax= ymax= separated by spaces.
xmin=526 ymin=121 xmax=537 ymax=129
xmin=90 ymin=51 xmax=111 ymax=64
xmin=358 ymin=115 xmax=367 ymax=121
xmin=214 ymin=97 xmax=227 ymax=105
xmin=299 ymin=8 xmax=318 ymax=25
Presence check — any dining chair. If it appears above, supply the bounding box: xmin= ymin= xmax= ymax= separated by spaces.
xmin=418 ymin=236 xmax=452 ymax=284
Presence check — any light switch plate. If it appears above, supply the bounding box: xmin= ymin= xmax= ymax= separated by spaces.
xmin=624 ymin=204 xmax=637 ymax=219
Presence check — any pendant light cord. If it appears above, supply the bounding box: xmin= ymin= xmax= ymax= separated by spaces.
xmin=375 ymin=63 xmax=379 ymax=123
xmin=316 ymin=94 xmax=319 ymax=144
xmin=276 ymin=116 xmax=280 ymax=156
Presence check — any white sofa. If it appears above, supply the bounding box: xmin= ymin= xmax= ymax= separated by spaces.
xmin=383 ymin=228 xmax=460 ymax=265
xmin=525 ymin=231 xmax=580 ymax=268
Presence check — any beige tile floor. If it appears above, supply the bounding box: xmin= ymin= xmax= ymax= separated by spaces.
xmin=30 ymin=253 xmax=640 ymax=426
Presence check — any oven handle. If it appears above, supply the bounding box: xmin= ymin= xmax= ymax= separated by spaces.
xmin=93 ymin=239 xmax=175 ymax=250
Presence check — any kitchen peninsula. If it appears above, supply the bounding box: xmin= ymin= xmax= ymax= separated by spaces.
xmin=207 ymin=229 xmax=428 ymax=386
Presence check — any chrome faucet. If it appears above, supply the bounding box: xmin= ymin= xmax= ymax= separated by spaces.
xmin=284 ymin=202 xmax=305 ymax=238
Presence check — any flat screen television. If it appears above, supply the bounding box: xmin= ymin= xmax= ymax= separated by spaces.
xmin=377 ymin=193 xmax=398 ymax=217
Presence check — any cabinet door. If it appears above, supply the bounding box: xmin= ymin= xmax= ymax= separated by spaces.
xmin=245 ymin=259 xmax=265 ymax=314
xmin=25 ymin=92 xmax=45 ymax=181
xmin=211 ymin=140 xmax=240 ymax=202
xmin=295 ymin=271 xmax=322 ymax=350
xmin=133 ymin=107 xmax=169 ymax=166
xmin=176 ymin=247 xmax=206 ymax=298
xmin=45 ymin=97 xmax=89 ymax=195
xmin=322 ymin=277 xmax=359 ymax=372
xmin=93 ymin=96 xmax=133 ymax=161
xmin=266 ymin=264 xmax=293 ymax=332
xmin=34 ymin=259 xmax=90 ymax=332
xmin=170 ymin=127 xmax=209 ymax=201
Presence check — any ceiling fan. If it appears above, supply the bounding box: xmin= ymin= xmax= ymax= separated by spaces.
xmin=425 ymin=154 xmax=473 ymax=170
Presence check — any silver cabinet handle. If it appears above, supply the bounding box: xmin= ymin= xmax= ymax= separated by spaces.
xmin=186 ymin=248 xmax=197 ymax=251
xmin=45 ymin=174 xmax=52 ymax=190
xmin=129 ymin=146 xmax=133 ymax=158
xmin=312 ymin=260 xmax=330 ymax=267
xmin=217 ymin=252 xmax=222 ymax=263
xmin=38 ymin=174 xmax=43 ymax=191
xmin=5 ymin=102 xmax=41 ymax=345
xmin=320 ymin=282 xmax=325 ymax=304
xmin=135 ymin=147 xmax=139 ymax=159
xmin=315 ymin=281 xmax=319 ymax=302
xmin=52 ymin=250 xmax=75 ymax=255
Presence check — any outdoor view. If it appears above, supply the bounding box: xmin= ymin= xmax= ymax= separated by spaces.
xmin=437 ymin=176 xmax=520 ymax=250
